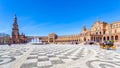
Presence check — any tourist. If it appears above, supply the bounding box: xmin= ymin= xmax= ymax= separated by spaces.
xmin=8 ymin=41 xmax=11 ymax=46
xmin=104 ymin=40 xmax=107 ymax=45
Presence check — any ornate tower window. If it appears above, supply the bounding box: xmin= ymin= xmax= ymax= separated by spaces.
xmin=100 ymin=32 xmax=101 ymax=35
xmin=103 ymin=31 xmax=105 ymax=34
xmin=115 ymin=35 xmax=118 ymax=40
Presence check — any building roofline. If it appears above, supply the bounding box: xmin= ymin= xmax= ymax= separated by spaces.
xmin=111 ymin=21 xmax=120 ymax=24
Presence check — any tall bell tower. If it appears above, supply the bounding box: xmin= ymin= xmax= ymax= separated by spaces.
xmin=12 ymin=14 xmax=19 ymax=43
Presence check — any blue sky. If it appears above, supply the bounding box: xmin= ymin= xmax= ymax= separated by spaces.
xmin=0 ymin=0 xmax=120 ymax=36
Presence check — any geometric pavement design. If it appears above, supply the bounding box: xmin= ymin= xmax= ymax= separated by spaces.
xmin=0 ymin=44 xmax=120 ymax=68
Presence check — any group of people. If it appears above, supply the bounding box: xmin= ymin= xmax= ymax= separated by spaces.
xmin=103 ymin=40 xmax=114 ymax=46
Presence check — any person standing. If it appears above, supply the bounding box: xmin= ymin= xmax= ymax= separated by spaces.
xmin=8 ymin=40 xmax=12 ymax=46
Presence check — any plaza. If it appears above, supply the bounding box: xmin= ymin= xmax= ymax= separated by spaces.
xmin=0 ymin=44 xmax=120 ymax=68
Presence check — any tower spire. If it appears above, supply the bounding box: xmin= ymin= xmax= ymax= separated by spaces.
xmin=13 ymin=14 xmax=18 ymax=29
xmin=13 ymin=14 xmax=18 ymax=25
xmin=82 ymin=25 xmax=86 ymax=31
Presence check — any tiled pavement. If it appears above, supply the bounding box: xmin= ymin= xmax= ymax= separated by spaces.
xmin=20 ymin=46 xmax=86 ymax=68
xmin=0 ymin=44 xmax=120 ymax=68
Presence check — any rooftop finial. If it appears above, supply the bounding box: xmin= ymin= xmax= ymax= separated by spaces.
xmin=96 ymin=17 xmax=100 ymax=22
xmin=82 ymin=24 xmax=86 ymax=31
xmin=14 ymin=14 xmax=17 ymax=18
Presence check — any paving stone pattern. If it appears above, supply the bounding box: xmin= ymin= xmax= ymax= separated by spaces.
xmin=0 ymin=45 xmax=120 ymax=68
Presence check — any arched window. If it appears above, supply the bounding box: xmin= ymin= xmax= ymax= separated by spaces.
xmin=115 ymin=35 xmax=118 ymax=40
xmin=100 ymin=32 xmax=101 ymax=35
xmin=96 ymin=32 xmax=98 ymax=35
xmin=88 ymin=39 xmax=89 ymax=41
xmin=84 ymin=37 xmax=86 ymax=41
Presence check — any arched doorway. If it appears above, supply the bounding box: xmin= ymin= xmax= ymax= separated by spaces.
xmin=91 ymin=37 xmax=93 ymax=41
xmin=103 ymin=37 xmax=106 ymax=41
xmin=84 ymin=37 xmax=86 ymax=41
xmin=111 ymin=36 xmax=114 ymax=40
xmin=94 ymin=37 xmax=95 ymax=41
xmin=107 ymin=36 xmax=109 ymax=41
xmin=96 ymin=37 xmax=99 ymax=42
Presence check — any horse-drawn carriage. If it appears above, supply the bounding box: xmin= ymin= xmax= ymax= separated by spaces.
xmin=100 ymin=40 xmax=116 ymax=50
